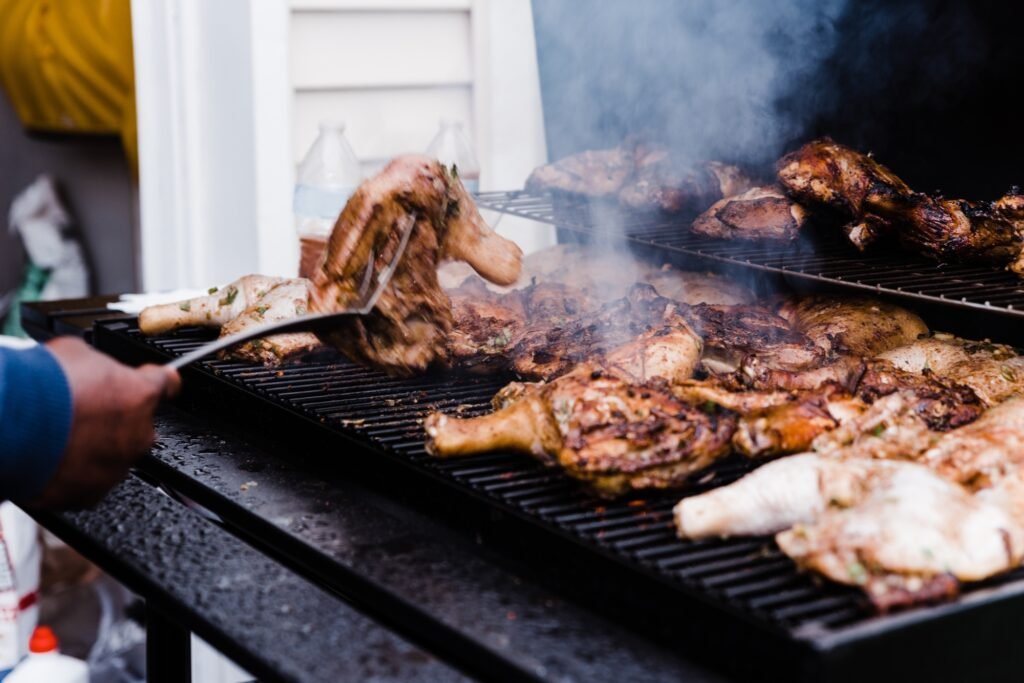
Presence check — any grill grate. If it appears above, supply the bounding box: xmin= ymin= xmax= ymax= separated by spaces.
xmin=109 ymin=323 xmax=1017 ymax=641
xmin=476 ymin=190 xmax=1024 ymax=317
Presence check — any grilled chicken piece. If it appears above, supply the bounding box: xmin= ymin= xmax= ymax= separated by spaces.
xmin=692 ymin=186 xmax=808 ymax=241
xmin=778 ymin=295 xmax=928 ymax=358
xmin=425 ymin=365 xmax=737 ymax=497
xmin=671 ymin=380 xmax=796 ymax=415
xmin=684 ymin=303 xmax=823 ymax=376
xmin=525 ymin=146 xmax=637 ymax=198
xmin=510 ymin=284 xmax=700 ymax=382
xmin=447 ymin=278 xmax=527 ymax=373
xmin=139 ymin=275 xmax=324 ymax=365
xmin=618 ymin=155 xmax=754 ymax=214
xmin=525 ymin=140 xmax=753 ymax=214
xmin=643 ymin=267 xmax=754 ymax=306
xmin=732 ymin=385 xmax=863 ymax=458
xmin=809 ymin=391 xmax=941 ymax=463
xmin=776 ymin=138 xmax=912 ymax=251
xmin=138 ymin=275 xmax=285 ymax=336
xmin=310 ymin=155 xmax=522 ymax=375
xmin=876 ymin=334 xmax=1024 ymax=405
xmin=737 ymin=356 xmax=986 ymax=460
xmin=687 ymin=296 xmax=923 ymax=394
xmin=776 ymin=462 xmax=1024 ymax=610
xmin=498 ymin=242 xmax=756 ymax=306
xmin=217 ymin=279 xmax=322 ymax=364
xmin=777 ymin=139 xmax=1024 ymax=265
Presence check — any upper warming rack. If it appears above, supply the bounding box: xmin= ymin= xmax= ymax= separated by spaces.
xmin=475 ymin=190 xmax=1024 ymax=320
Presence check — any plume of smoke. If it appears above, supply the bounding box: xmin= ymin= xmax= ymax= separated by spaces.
xmin=533 ymin=0 xmax=849 ymax=172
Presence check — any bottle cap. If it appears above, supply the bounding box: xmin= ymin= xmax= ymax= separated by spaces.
xmin=29 ymin=625 xmax=59 ymax=653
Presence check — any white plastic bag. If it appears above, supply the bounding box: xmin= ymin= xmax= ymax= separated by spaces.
xmin=8 ymin=175 xmax=88 ymax=301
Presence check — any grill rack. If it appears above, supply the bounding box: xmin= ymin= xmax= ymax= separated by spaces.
xmin=476 ymin=190 xmax=1024 ymax=319
xmin=96 ymin=319 xmax=1024 ymax=682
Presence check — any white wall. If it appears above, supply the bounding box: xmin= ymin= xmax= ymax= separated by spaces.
xmin=133 ymin=0 xmax=552 ymax=292
xmin=289 ymin=0 xmax=553 ymax=252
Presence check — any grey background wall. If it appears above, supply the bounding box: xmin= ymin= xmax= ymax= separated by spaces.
xmin=0 ymin=94 xmax=139 ymax=297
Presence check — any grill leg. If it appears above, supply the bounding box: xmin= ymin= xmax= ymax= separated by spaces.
xmin=147 ymin=605 xmax=191 ymax=683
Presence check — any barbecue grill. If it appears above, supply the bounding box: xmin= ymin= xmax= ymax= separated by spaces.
xmin=87 ymin=189 xmax=1024 ymax=681
xmin=25 ymin=2 xmax=1024 ymax=680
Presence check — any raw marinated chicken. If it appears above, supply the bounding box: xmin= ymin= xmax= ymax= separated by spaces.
xmin=676 ymin=399 xmax=1024 ymax=544
xmin=674 ymin=453 xmax=887 ymax=540
xmin=777 ymin=139 xmax=1024 ymax=270
xmin=676 ymin=449 xmax=1024 ymax=610
xmin=217 ymin=279 xmax=322 ymax=364
xmin=776 ymin=462 xmax=1024 ymax=610
xmin=692 ymin=186 xmax=808 ymax=241
xmin=139 ymin=275 xmax=286 ymax=336
xmin=918 ymin=397 xmax=1024 ymax=490
xmin=876 ymin=334 xmax=1024 ymax=405
xmin=425 ymin=365 xmax=736 ymax=497
xmin=809 ymin=391 xmax=944 ymax=463
xmin=138 ymin=275 xmax=324 ymax=365
xmin=309 ymin=155 xmax=523 ymax=375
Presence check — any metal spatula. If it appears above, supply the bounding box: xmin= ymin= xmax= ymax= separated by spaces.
xmin=166 ymin=213 xmax=417 ymax=370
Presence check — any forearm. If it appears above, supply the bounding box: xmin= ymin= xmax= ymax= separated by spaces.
xmin=0 ymin=345 xmax=73 ymax=501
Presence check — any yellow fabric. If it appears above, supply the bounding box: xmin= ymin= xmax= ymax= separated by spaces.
xmin=0 ymin=0 xmax=137 ymax=173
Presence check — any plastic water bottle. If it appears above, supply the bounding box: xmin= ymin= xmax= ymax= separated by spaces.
xmin=294 ymin=122 xmax=363 ymax=278
xmin=425 ymin=120 xmax=480 ymax=193
xmin=5 ymin=626 xmax=88 ymax=683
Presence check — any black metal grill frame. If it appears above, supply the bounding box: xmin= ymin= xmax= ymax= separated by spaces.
xmin=476 ymin=190 xmax=1024 ymax=321
xmin=91 ymin=193 xmax=1024 ymax=681
xmin=95 ymin=314 xmax=1024 ymax=683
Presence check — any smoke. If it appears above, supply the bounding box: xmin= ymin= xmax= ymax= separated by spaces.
xmin=533 ymin=0 xmax=849 ymax=172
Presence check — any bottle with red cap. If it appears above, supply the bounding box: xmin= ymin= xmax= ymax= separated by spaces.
xmin=5 ymin=626 xmax=88 ymax=683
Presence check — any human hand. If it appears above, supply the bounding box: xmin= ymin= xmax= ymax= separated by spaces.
xmin=31 ymin=337 xmax=181 ymax=509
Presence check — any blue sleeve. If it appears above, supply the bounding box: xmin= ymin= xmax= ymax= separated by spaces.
xmin=0 ymin=345 xmax=73 ymax=501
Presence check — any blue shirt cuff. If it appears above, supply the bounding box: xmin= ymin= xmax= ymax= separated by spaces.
xmin=0 ymin=345 xmax=73 ymax=501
